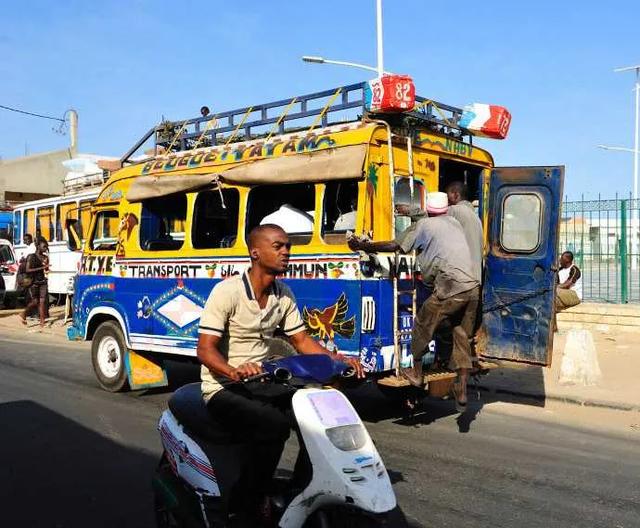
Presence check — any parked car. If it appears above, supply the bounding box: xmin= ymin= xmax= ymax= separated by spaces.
xmin=0 ymin=239 xmax=19 ymax=308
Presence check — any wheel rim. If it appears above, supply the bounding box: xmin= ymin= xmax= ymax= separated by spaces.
xmin=97 ymin=335 xmax=122 ymax=378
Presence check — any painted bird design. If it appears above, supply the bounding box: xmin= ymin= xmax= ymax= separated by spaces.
xmin=302 ymin=293 xmax=356 ymax=341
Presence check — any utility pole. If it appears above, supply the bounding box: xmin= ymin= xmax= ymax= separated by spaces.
xmin=376 ymin=0 xmax=384 ymax=77
xmin=67 ymin=109 xmax=78 ymax=154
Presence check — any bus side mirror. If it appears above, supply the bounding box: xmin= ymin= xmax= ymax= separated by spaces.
xmin=66 ymin=218 xmax=82 ymax=252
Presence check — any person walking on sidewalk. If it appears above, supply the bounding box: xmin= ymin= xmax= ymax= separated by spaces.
xmin=556 ymin=250 xmax=582 ymax=311
xmin=19 ymin=240 xmax=50 ymax=330
xmin=348 ymin=192 xmax=480 ymax=412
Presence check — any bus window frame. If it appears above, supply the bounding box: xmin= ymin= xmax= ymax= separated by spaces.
xmin=139 ymin=193 xmax=188 ymax=252
xmin=13 ymin=210 xmax=22 ymax=244
xmin=36 ymin=205 xmax=55 ymax=243
xmin=88 ymin=208 xmax=121 ymax=253
xmin=191 ymin=187 xmax=241 ymax=252
xmin=56 ymin=201 xmax=79 ymax=242
xmin=78 ymin=200 xmax=95 ymax=241
xmin=245 ymin=182 xmax=317 ymax=247
xmin=499 ymin=191 xmax=544 ymax=254
xmin=320 ymin=179 xmax=362 ymax=245
xmin=24 ymin=208 xmax=35 ymax=243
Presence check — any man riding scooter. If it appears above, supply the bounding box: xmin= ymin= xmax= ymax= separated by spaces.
xmin=196 ymin=224 xmax=364 ymax=524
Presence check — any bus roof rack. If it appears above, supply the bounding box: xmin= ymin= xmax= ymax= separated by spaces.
xmin=121 ymin=82 xmax=471 ymax=164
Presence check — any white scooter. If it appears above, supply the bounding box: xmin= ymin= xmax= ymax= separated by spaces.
xmin=153 ymin=354 xmax=407 ymax=527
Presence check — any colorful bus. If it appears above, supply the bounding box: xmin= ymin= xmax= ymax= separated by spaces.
xmin=66 ymin=81 xmax=563 ymax=392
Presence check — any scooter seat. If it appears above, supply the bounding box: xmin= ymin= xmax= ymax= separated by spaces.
xmin=168 ymin=383 xmax=235 ymax=444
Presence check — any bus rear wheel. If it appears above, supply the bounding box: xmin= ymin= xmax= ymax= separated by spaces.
xmin=91 ymin=321 xmax=130 ymax=392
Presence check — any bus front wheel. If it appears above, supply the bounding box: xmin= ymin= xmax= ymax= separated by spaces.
xmin=91 ymin=321 xmax=130 ymax=392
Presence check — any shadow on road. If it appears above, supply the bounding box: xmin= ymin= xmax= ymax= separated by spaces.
xmin=342 ymin=371 xmax=546 ymax=434
xmin=0 ymin=400 xmax=157 ymax=528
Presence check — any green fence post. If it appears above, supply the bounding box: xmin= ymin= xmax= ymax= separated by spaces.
xmin=621 ymin=199 xmax=628 ymax=303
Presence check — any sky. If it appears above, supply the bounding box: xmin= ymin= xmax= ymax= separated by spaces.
xmin=1 ymin=0 xmax=639 ymax=200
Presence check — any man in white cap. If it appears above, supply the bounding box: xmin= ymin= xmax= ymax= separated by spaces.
xmin=348 ymin=192 xmax=480 ymax=411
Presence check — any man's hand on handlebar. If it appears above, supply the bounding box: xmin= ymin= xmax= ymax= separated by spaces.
xmin=336 ymin=354 xmax=366 ymax=379
xmin=231 ymin=361 xmax=264 ymax=381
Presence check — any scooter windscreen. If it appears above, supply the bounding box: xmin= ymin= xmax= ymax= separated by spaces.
xmin=261 ymin=354 xmax=350 ymax=385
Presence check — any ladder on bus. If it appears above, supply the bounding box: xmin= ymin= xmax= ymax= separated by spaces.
xmin=120 ymin=82 xmax=473 ymax=165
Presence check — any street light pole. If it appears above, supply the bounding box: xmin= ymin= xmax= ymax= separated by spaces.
xmin=614 ymin=64 xmax=640 ymax=208
xmin=376 ymin=0 xmax=384 ymax=77
xmin=302 ymin=1 xmax=387 ymax=78
xmin=301 ymin=56 xmax=381 ymax=74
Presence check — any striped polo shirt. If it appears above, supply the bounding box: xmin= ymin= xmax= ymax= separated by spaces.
xmin=199 ymin=270 xmax=306 ymax=400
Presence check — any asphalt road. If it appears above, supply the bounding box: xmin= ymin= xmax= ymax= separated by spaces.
xmin=0 ymin=330 xmax=638 ymax=528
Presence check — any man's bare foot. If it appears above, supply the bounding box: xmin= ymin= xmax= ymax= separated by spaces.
xmin=451 ymin=369 xmax=469 ymax=413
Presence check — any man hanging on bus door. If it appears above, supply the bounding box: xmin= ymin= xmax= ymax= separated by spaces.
xmin=348 ymin=192 xmax=480 ymax=412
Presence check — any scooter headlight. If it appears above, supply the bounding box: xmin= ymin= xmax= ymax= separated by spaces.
xmin=325 ymin=424 xmax=367 ymax=451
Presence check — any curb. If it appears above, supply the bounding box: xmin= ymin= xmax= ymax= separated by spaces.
xmin=471 ymin=383 xmax=640 ymax=413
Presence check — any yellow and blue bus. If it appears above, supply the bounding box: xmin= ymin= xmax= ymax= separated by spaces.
xmin=66 ymin=82 xmax=563 ymax=392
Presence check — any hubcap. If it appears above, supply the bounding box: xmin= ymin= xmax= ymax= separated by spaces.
xmin=97 ymin=336 xmax=122 ymax=378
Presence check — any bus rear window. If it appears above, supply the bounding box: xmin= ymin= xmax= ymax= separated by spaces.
xmin=247 ymin=184 xmax=315 ymax=246
xmin=140 ymin=194 xmax=187 ymax=251
xmin=501 ymin=193 xmax=542 ymax=252
xmin=192 ymin=189 xmax=240 ymax=249
xmin=90 ymin=210 xmax=120 ymax=251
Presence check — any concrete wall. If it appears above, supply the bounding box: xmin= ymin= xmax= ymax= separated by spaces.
xmin=0 ymin=149 xmax=74 ymax=204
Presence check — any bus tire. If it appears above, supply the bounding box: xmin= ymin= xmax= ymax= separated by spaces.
xmin=91 ymin=321 xmax=130 ymax=392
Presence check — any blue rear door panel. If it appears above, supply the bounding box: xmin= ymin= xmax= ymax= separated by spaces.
xmin=482 ymin=166 xmax=564 ymax=365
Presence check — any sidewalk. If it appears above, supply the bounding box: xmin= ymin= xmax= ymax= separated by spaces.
xmin=475 ymin=330 xmax=640 ymax=412
xmin=0 ymin=305 xmax=70 ymax=338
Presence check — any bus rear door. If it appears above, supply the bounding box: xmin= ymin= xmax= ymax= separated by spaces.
xmin=481 ymin=166 xmax=564 ymax=365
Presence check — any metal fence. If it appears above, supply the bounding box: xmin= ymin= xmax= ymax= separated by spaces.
xmin=560 ymin=195 xmax=640 ymax=303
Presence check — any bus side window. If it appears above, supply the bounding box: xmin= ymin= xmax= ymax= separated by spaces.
xmin=323 ymin=180 xmax=359 ymax=244
xmin=37 ymin=206 xmax=54 ymax=242
xmin=13 ymin=211 xmax=22 ymax=244
xmin=56 ymin=202 xmax=77 ymax=242
xmin=140 ymin=194 xmax=187 ymax=251
xmin=24 ymin=208 xmax=35 ymax=242
xmin=394 ymin=178 xmax=425 ymax=238
xmin=192 ymin=189 xmax=240 ymax=249
xmin=90 ymin=210 xmax=120 ymax=251
xmin=79 ymin=200 xmax=93 ymax=241
xmin=247 ymin=183 xmax=315 ymax=246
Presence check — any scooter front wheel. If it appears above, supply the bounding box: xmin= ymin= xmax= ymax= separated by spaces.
xmin=304 ymin=505 xmax=410 ymax=528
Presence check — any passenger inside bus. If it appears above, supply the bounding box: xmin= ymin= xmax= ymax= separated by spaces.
xmin=248 ymin=183 xmax=315 ymax=245
xmin=439 ymin=159 xmax=482 ymax=205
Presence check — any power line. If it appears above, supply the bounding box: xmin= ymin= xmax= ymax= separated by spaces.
xmin=0 ymin=103 xmax=65 ymax=123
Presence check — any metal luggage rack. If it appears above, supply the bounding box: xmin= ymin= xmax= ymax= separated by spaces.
xmin=121 ymin=82 xmax=472 ymax=164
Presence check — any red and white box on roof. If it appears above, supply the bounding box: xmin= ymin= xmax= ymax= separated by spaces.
xmin=459 ymin=103 xmax=512 ymax=140
xmin=364 ymin=74 xmax=416 ymax=113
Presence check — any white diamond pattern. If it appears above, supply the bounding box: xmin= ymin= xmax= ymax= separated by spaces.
xmin=156 ymin=294 xmax=203 ymax=328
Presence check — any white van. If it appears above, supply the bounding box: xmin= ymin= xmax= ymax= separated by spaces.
xmin=0 ymin=239 xmax=18 ymax=307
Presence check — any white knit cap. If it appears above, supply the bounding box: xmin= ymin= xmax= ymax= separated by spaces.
xmin=426 ymin=192 xmax=449 ymax=215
